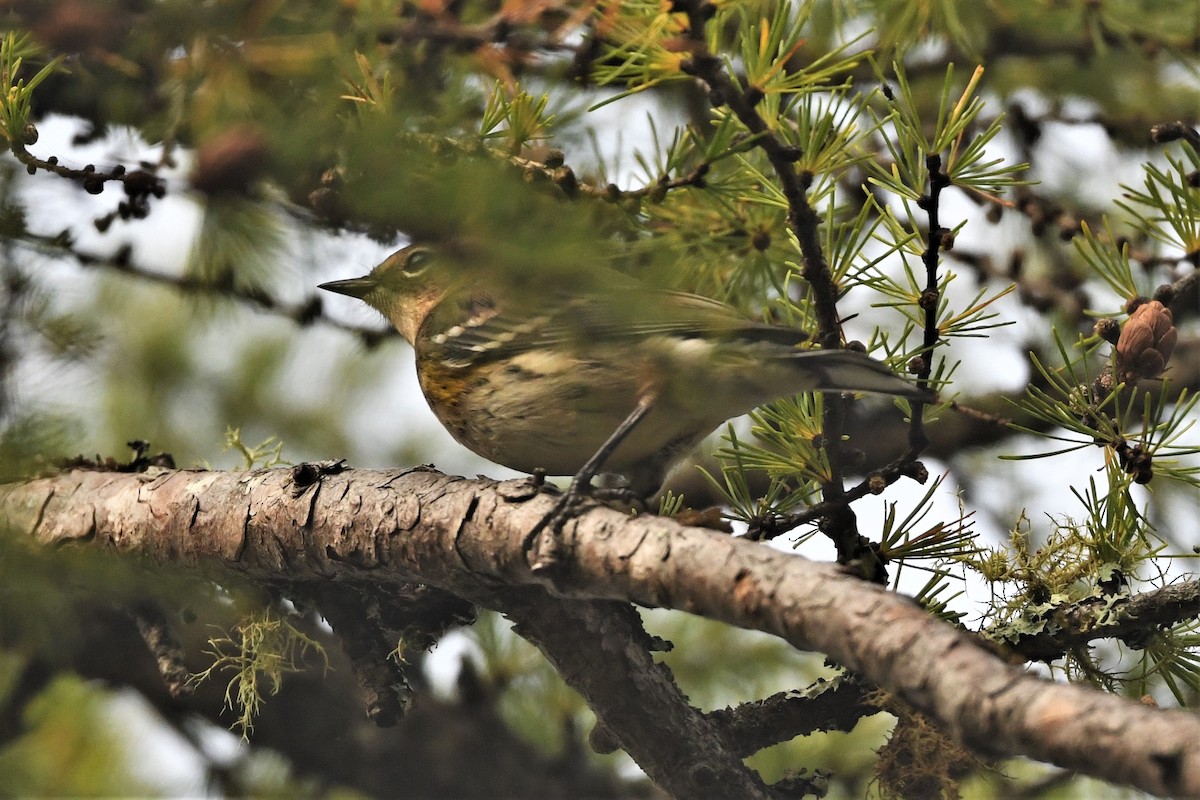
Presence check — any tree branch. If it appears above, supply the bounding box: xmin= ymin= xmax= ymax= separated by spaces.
xmin=492 ymin=592 xmax=773 ymax=799
xmin=3 ymin=466 xmax=1200 ymax=796
xmin=707 ymin=677 xmax=875 ymax=758
xmin=1003 ymin=580 xmax=1200 ymax=663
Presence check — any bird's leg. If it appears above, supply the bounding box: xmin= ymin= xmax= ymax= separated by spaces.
xmin=527 ymin=391 xmax=658 ymax=575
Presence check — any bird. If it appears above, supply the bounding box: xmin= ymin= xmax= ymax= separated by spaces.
xmin=320 ymin=244 xmax=933 ymax=502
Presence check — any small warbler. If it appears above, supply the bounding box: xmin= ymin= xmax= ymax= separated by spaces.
xmin=320 ymin=245 xmax=932 ymax=499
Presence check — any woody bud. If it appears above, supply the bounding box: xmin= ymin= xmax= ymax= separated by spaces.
xmin=1116 ymin=300 xmax=1176 ymax=381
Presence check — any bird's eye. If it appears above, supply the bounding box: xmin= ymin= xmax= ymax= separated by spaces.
xmin=402 ymin=248 xmax=433 ymax=276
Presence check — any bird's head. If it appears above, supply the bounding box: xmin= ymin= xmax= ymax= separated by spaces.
xmin=319 ymin=245 xmax=455 ymax=343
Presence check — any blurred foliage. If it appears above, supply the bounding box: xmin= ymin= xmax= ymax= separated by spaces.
xmin=469 ymin=610 xmax=596 ymax=757
xmin=0 ymin=670 xmax=155 ymax=796
xmin=0 ymin=0 xmax=1197 ymax=797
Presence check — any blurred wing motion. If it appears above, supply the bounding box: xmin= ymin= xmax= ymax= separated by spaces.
xmin=426 ymin=285 xmax=933 ymax=402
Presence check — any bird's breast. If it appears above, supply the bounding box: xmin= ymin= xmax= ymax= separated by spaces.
xmin=414 ymin=344 xmax=726 ymax=480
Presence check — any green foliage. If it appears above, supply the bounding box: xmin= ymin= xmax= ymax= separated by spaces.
xmin=0 ymin=32 xmax=63 ymax=146
xmin=1074 ymin=220 xmax=1144 ymax=300
xmin=880 ymin=478 xmax=978 ymax=568
xmin=1025 ymin=352 xmax=1199 ymax=471
xmin=657 ymin=489 xmax=686 ymax=516
xmin=704 ymin=422 xmax=822 ymax=524
xmin=1118 ymin=143 xmax=1200 ymax=256
xmin=586 ymin=0 xmax=694 ymax=104
xmin=868 ymin=62 xmax=1030 ymax=201
xmin=480 ymin=85 xmax=556 ymax=155
xmin=730 ymin=3 xmax=865 ymax=99
xmin=1134 ymin=624 xmax=1200 ymax=705
xmin=867 ymin=250 xmax=1017 ymax=341
xmin=869 ymin=0 xmax=987 ymax=57
xmin=342 ymin=50 xmax=399 ymax=117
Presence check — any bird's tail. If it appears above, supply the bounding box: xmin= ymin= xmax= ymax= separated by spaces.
xmin=789 ymin=349 xmax=935 ymax=402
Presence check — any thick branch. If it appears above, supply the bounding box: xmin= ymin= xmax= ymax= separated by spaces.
xmin=3 ymin=467 xmax=1200 ymax=796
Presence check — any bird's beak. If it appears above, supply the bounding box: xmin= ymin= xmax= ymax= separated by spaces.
xmin=318 ymin=276 xmax=375 ymax=299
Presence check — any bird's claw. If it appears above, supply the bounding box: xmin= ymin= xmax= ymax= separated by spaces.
xmin=524 ymin=486 xmax=587 ymax=577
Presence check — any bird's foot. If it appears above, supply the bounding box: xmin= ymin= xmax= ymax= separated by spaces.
xmin=590 ymin=485 xmax=647 ymax=515
xmin=524 ymin=480 xmax=591 ymax=577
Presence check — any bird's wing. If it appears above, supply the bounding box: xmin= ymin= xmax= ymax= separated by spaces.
xmin=421 ymin=285 xmax=932 ymax=401
xmin=422 ymin=287 xmax=810 ymax=366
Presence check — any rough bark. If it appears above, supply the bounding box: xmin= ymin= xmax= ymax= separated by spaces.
xmin=4 ymin=466 xmax=1200 ymax=797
